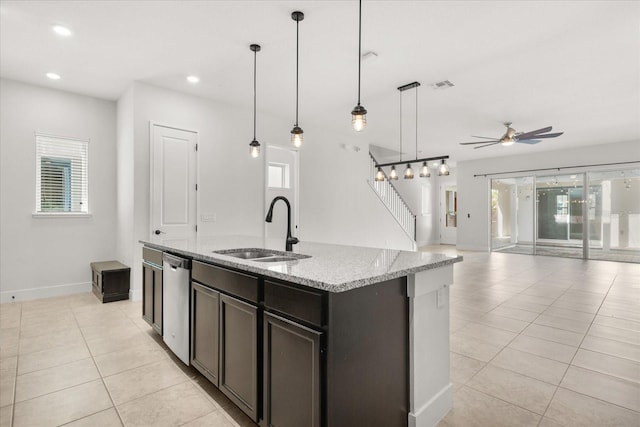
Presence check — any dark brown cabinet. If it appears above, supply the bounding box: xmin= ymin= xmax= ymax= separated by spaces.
xmin=142 ymin=248 xmax=163 ymax=335
xmin=263 ymin=312 xmax=321 ymax=427
xmin=191 ymin=261 xmax=259 ymax=422
xmin=191 ymin=282 xmax=220 ymax=386
xmin=220 ymin=294 xmax=258 ymax=421
xmin=91 ymin=261 xmax=130 ymax=303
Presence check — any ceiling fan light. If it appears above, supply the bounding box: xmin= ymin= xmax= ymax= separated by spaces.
xmin=389 ymin=165 xmax=399 ymax=180
xmin=419 ymin=161 xmax=430 ymax=178
xmin=404 ymin=163 xmax=414 ymax=179
xmin=375 ymin=167 xmax=385 ymax=182
xmin=501 ymin=139 xmax=515 ymax=146
xmin=438 ymin=159 xmax=450 ymax=176
xmin=351 ymin=105 xmax=367 ymax=131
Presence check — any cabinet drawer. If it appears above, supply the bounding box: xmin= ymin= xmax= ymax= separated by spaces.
xmin=265 ymin=280 xmax=325 ymax=328
xmin=192 ymin=261 xmax=259 ymax=303
xmin=143 ymin=247 xmax=163 ymax=266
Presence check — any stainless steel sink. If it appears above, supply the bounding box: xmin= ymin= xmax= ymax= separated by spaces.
xmin=218 ymin=250 xmax=276 ymax=259
xmin=214 ymin=248 xmax=310 ymax=262
xmin=253 ymin=256 xmax=301 ymax=263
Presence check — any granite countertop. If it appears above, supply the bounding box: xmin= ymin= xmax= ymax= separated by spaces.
xmin=141 ymin=235 xmax=462 ymax=293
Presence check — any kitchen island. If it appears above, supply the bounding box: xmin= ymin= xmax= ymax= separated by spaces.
xmin=141 ymin=236 xmax=462 ymax=427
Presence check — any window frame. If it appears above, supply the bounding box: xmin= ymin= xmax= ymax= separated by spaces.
xmin=33 ymin=133 xmax=91 ymax=218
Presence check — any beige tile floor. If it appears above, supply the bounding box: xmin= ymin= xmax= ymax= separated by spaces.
xmin=0 ymin=250 xmax=638 ymax=426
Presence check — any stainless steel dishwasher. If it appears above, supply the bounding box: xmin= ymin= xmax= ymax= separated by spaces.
xmin=162 ymin=253 xmax=191 ymax=365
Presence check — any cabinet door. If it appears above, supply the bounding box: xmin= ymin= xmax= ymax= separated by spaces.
xmin=152 ymin=266 xmax=163 ymax=335
xmin=264 ymin=312 xmax=322 ymax=427
xmin=220 ymin=294 xmax=258 ymax=422
xmin=191 ymin=282 xmax=220 ymax=386
xmin=142 ymin=263 xmax=153 ymax=325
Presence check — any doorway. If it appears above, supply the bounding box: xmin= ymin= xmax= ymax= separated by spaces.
xmin=440 ymin=185 xmax=457 ymax=245
xmin=150 ymin=123 xmax=198 ymax=241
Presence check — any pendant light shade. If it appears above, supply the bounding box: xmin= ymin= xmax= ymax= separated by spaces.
xmin=351 ymin=0 xmax=367 ymax=131
xmin=249 ymin=44 xmax=261 ymax=158
xmin=419 ymin=161 xmax=430 ymax=177
xmin=438 ymin=159 xmax=450 ymax=176
xmin=404 ymin=163 xmax=414 ymax=179
xmin=389 ymin=165 xmax=399 ymax=180
xmin=291 ymin=11 xmax=304 ymax=147
xmin=375 ymin=167 xmax=385 ymax=182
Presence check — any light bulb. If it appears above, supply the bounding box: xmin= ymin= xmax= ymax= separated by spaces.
xmin=438 ymin=160 xmax=450 ymax=176
xmin=46 ymin=72 xmax=61 ymax=80
xmin=419 ymin=161 xmax=430 ymax=178
xmin=389 ymin=166 xmax=398 ymax=180
xmin=249 ymin=140 xmax=260 ymax=158
xmin=375 ymin=168 xmax=385 ymax=182
xmin=404 ymin=163 xmax=414 ymax=179
xmin=351 ymin=105 xmax=367 ymax=131
xmin=291 ymin=126 xmax=303 ymax=148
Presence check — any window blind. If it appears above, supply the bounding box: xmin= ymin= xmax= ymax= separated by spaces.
xmin=35 ymin=134 xmax=89 ymax=213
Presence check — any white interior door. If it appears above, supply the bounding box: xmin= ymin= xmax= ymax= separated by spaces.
xmin=265 ymin=145 xmax=299 ymax=245
xmin=151 ymin=124 xmax=198 ymax=239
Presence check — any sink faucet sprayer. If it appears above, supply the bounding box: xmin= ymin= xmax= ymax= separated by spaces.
xmin=265 ymin=196 xmax=299 ymax=252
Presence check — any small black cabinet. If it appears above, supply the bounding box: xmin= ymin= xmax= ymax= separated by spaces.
xmin=91 ymin=261 xmax=130 ymax=303
xmin=191 ymin=282 xmax=220 ymax=386
xmin=263 ymin=312 xmax=321 ymax=427
xmin=142 ymin=248 xmax=163 ymax=335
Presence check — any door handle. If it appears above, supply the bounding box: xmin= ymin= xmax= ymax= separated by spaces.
xmin=154 ymin=229 xmax=165 ymax=235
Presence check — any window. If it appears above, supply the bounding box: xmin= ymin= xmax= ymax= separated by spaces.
xmin=35 ymin=134 xmax=88 ymax=214
xmin=267 ymin=163 xmax=290 ymax=189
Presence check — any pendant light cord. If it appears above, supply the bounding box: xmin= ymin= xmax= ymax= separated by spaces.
xmin=295 ymin=17 xmax=299 ymax=126
xmin=399 ymin=89 xmax=403 ymax=162
xmin=415 ymin=85 xmax=418 ymax=160
xmin=357 ymin=0 xmax=362 ymax=106
xmin=253 ymin=48 xmax=257 ymax=140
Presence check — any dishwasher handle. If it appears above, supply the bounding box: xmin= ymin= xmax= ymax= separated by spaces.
xmin=163 ymin=253 xmax=191 ymax=270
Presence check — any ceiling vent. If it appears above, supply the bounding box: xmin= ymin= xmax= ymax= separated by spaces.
xmin=431 ymin=80 xmax=454 ymax=89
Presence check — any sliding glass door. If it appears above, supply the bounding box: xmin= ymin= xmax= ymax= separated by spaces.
xmin=491 ymin=167 xmax=639 ymax=263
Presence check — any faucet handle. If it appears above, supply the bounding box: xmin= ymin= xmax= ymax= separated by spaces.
xmin=287 ymin=237 xmax=300 ymax=245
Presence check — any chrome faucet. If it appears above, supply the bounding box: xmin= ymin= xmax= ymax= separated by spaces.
xmin=265 ymin=196 xmax=299 ymax=251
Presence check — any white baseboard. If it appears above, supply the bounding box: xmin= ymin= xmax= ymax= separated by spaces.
xmin=0 ymin=281 xmax=92 ymax=303
xmin=409 ymin=383 xmax=453 ymax=427
xmin=456 ymin=244 xmax=489 ymax=252
xmin=129 ymin=287 xmax=142 ymax=301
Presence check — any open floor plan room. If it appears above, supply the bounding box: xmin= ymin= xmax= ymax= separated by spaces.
xmin=1 ymin=250 xmax=638 ymax=427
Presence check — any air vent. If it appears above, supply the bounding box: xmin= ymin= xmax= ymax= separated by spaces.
xmin=431 ymin=80 xmax=454 ymax=89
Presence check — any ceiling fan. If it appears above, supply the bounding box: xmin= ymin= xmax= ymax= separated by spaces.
xmin=460 ymin=122 xmax=563 ymax=149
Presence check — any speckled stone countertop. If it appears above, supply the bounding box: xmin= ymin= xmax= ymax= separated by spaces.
xmin=141 ymin=236 xmax=462 ymax=293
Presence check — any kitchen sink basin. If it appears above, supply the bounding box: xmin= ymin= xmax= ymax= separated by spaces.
xmin=218 ymin=250 xmax=276 ymax=259
xmin=253 ymin=256 xmax=301 ymax=263
xmin=214 ymin=248 xmax=311 ymax=262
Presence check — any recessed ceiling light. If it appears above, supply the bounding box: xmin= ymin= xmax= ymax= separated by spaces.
xmin=46 ymin=72 xmax=61 ymax=80
xmin=52 ymin=25 xmax=72 ymax=37
xmin=186 ymin=75 xmax=200 ymax=84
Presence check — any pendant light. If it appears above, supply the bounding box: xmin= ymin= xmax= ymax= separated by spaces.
xmin=291 ymin=11 xmax=304 ymax=147
xmin=375 ymin=167 xmax=385 ymax=182
xmin=389 ymin=165 xmax=399 ymax=180
xmin=249 ymin=44 xmax=261 ymax=158
xmin=438 ymin=159 xmax=450 ymax=176
xmin=419 ymin=161 xmax=430 ymax=178
xmin=351 ymin=0 xmax=367 ymax=131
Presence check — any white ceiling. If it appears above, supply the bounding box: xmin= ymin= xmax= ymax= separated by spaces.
xmin=1 ymin=0 xmax=638 ymax=163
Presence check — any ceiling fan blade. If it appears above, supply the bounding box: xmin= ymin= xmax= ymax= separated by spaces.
xmin=521 ymin=132 xmax=564 ymax=139
xmin=516 ymin=139 xmax=542 ymax=145
xmin=473 ymin=141 xmax=502 ymax=149
xmin=460 ymin=140 xmax=501 ymax=145
xmin=515 ymin=126 xmax=553 ymax=140
xmin=470 ymin=135 xmax=500 ymax=140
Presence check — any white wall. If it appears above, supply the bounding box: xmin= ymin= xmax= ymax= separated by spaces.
xmin=0 ymin=79 xmax=117 ymax=302
xmin=298 ymin=128 xmax=414 ymax=251
xmin=457 ymin=140 xmax=639 ymax=251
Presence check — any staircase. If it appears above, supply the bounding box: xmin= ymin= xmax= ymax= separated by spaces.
xmin=368 ymin=152 xmax=417 ymax=247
